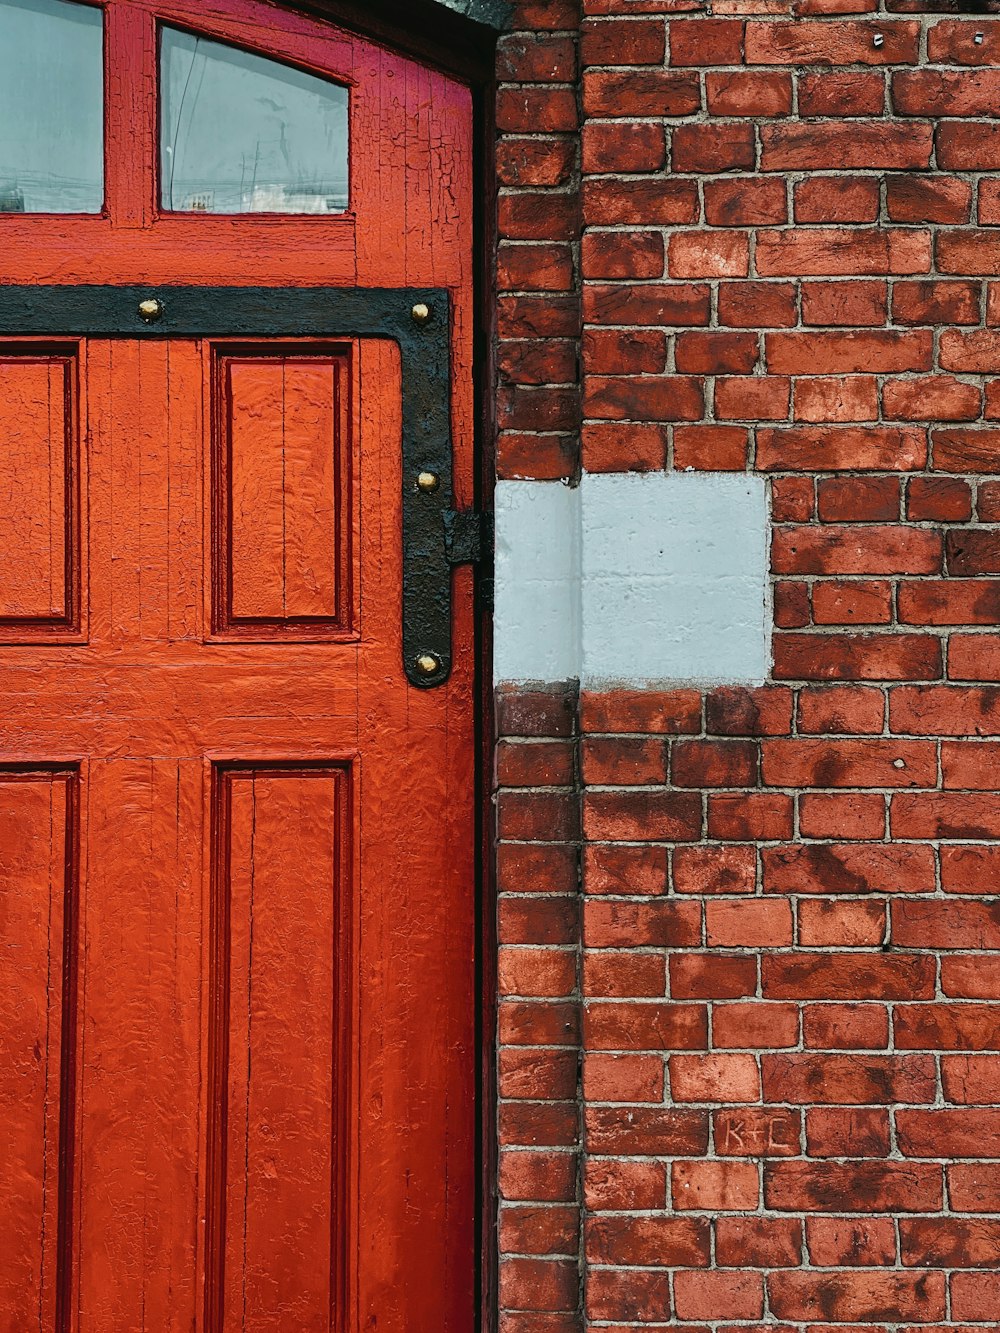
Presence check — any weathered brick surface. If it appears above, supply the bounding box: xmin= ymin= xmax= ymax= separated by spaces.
xmin=494 ymin=1 xmax=1000 ymax=1329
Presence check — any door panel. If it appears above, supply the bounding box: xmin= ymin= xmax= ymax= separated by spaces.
xmin=0 ymin=332 xmax=475 ymax=1333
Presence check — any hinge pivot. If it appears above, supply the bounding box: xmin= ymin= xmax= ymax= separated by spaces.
xmin=444 ymin=509 xmax=492 ymax=567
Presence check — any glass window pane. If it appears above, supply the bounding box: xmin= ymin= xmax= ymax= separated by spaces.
xmin=161 ymin=28 xmax=349 ymax=215
xmin=0 ymin=0 xmax=103 ymax=215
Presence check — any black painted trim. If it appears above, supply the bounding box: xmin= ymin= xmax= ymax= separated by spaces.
xmin=0 ymin=283 xmax=455 ymax=688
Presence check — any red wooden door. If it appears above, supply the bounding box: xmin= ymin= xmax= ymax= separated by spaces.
xmin=0 ymin=4 xmax=476 ymax=1332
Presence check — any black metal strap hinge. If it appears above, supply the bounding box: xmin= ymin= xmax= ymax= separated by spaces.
xmin=444 ymin=509 xmax=492 ymax=567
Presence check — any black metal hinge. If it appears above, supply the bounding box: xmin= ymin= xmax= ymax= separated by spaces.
xmin=444 ymin=509 xmax=492 ymax=568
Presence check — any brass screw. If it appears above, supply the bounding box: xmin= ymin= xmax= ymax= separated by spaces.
xmin=417 ymin=471 xmax=440 ymax=493
xmin=138 ymin=297 xmax=164 ymax=322
xmin=415 ymin=652 xmax=442 ymax=678
xmin=411 ymin=302 xmax=432 ymax=325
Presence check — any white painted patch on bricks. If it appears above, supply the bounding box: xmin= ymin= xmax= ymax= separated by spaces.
xmin=581 ymin=471 xmax=770 ymax=687
xmin=494 ymin=479 xmax=581 ymax=686
xmin=494 ymin=473 xmax=770 ymax=688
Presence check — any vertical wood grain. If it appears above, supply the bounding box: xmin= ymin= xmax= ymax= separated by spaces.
xmin=0 ymin=771 xmax=78 ymax=1333
xmin=208 ymin=766 xmax=349 ymax=1333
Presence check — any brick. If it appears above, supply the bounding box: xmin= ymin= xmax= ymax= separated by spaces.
xmin=772 ymin=632 xmax=942 ymax=682
xmin=934 ymin=427 xmax=1000 ymax=472
xmin=585 ymin=1269 xmax=671 ymax=1325
xmin=500 ymin=1259 xmax=578 ymax=1313
xmin=793 ymin=376 xmax=879 ymax=424
xmin=892 ymin=279 xmax=981 ymax=326
xmin=708 ymin=792 xmax=794 ymax=840
xmin=716 ymin=1216 xmax=802 ymax=1267
xmin=672 ymin=844 xmax=756 ymax=895
xmin=795 ymin=177 xmax=880 ymax=225
xmin=762 ymin=952 xmax=935 ymax=999
xmin=812 ymin=581 xmax=892 ymax=626
xmin=807 ymin=1216 xmax=896 ymax=1267
xmin=497 ymin=139 xmax=576 ymax=189
xmin=759 ymin=426 xmax=925 ymax=471
xmin=803 ymin=1002 xmax=890 ymax=1050
xmin=674 ymin=1272 xmax=764 ymax=1322
xmin=584 ymin=1159 xmax=665 ymax=1212
xmin=704 ymin=177 xmax=787 ymax=227
xmin=714 ymin=1107 xmax=801 ymax=1158
xmin=672 ymin=424 xmax=748 ymax=470
xmin=716 ymin=376 xmax=789 ymax=421
xmin=928 ymin=18 xmax=1000 ymax=64
xmin=766 ymin=1161 xmax=942 ymax=1213
xmin=953 ymin=1274 xmax=1000 ymax=1323
xmin=897 ymin=1001 xmax=1000 ymax=1044
xmin=766 ymin=330 xmax=932 ymax=376
xmin=670 ymin=1053 xmax=762 ymax=1103
xmin=586 ymin=1105 xmax=709 ymax=1156
xmin=769 ymin=1270 xmax=945 ymax=1324
xmin=584 ymin=374 xmax=703 ymax=422
xmin=672 ymin=123 xmax=756 ymax=173
xmin=907 ymin=476 xmax=973 ymax=522
xmin=669 ymin=230 xmax=750 ymax=278
xmin=897 ymin=1109 xmax=1000 ymax=1159
xmin=584 ymin=328 xmax=666 ymax=376
xmin=942 ymin=1054 xmax=1000 ymax=1106
xmin=798 ymin=685 xmax=885 ymax=735
xmin=675 ymin=331 xmax=758 ymax=375
xmin=499 ymin=1205 xmax=578 ymax=1258
xmin=886 ymin=376 xmax=981 ymax=423
xmin=894 ymin=67 xmax=1000 ymax=117
xmin=584 ymin=953 xmax=666 ymax=997
xmin=886 ymin=174 xmax=972 ymax=224
xmin=976 ymin=178 xmax=1000 ymax=225
xmin=771 ymin=527 xmax=940 ymax=576
xmin=816 ymin=475 xmax=899 ymax=521
xmin=585 ymin=899 xmax=701 ymax=948
xmin=706 ymin=899 xmax=793 ymax=947
xmin=890 ymin=686 xmax=1000 ymax=736
xmin=583 ymin=176 xmax=700 ymax=225
xmin=582 ymin=122 xmax=665 ymax=174
xmin=949 ymin=1162 xmax=1000 ymax=1212
xmin=771 ymin=477 xmax=815 ymax=523
xmin=580 ymin=17 xmax=667 ymax=65
xmin=582 ymin=282 xmax=710 ymax=327
xmin=937 ymin=121 xmax=1000 ymax=170
xmin=670 ymin=952 xmax=757 ymax=999
xmin=760 ymin=738 xmax=935 ymax=787
xmin=583 ymin=843 xmax=667 ymax=897
xmin=899 ymin=580 xmax=1000 ymax=626
xmin=758 ymin=229 xmax=930 ymax=279
xmin=672 ymin=738 xmax=758 ymax=787
xmin=674 ymin=1162 xmax=757 ymax=1215
xmin=760 ymin=122 xmax=932 ymax=171
xmin=948 ymin=531 xmax=1000 ymax=577
xmin=941 ymin=845 xmax=1000 ymax=895
xmin=501 ymin=950 xmax=577 ymax=998
xmin=798 ymin=70 xmax=886 ymax=116
xmin=585 ymin=1002 xmax=707 ymax=1052
xmin=892 ymin=899 xmax=1000 ymax=951
xmin=581 ymin=735 xmax=666 ymax=784
xmin=497 ymin=88 xmax=579 ymax=135
xmin=713 ymin=1001 xmax=800 ymax=1049
xmin=706 ymin=70 xmax=792 ymax=116
xmin=580 ymin=689 xmax=702 ymax=732
xmin=745 ymin=19 xmax=919 ymax=64
xmin=582 ymin=230 xmax=664 ymax=281
xmin=719 ymin=280 xmax=797 ymax=328
xmin=583 ymin=1053 xmax=664 ymax=1103
xmin=706 ymin=687 xmax=794 ymax=736
xmin=804 ymin=1107 xmax=892 ymax=1157
xmin=501 ymin=897 xmax=578 ymax=946
xmin=500 ymin=1152 xmax=578 ymax=1204
xmin=798 ymin=898 xmax=887 ymax=946
xmin=892 ymin=792 xmax=1000 ymax=839
xmin=669 ymin=18 xmax=745 ymax=64
xmin=764 ymin=1054 xmax=933 ymax=1105
xmin=938 ymin=229 xmax=1000 ymax=277
xmin=802 ymin=279 xmax=887 ymax=327
xmin=942 ymin=740 xmax=1000 ymax=789
xmin=583 ymin=69 xmax=700 ymax=117
xmin=799 ymin=792 xmax=886 ymax=840
xmin=586 ymin=1214 xmax=709 ymax=1267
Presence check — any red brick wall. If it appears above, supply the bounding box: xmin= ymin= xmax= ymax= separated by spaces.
xmin=495 ymin=0 xmax=1000 ymax=1329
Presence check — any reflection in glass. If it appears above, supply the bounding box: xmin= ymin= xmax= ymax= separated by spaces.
xmin=0 ymin=0 xmax=104 ymax=214
xmin=161 ymin=28 xmax=349 ymax=215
